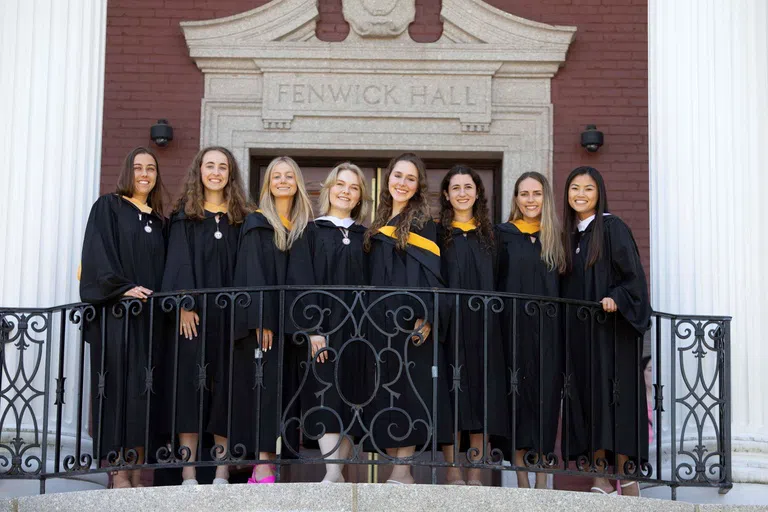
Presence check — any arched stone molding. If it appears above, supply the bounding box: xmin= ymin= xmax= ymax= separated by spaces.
xmin=182 ymin=0 xmax=575 ymax=218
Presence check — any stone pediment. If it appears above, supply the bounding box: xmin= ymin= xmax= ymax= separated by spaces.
xmin=440 ymin=0 xmax=575 ymax=50
xmin=180 ymin=0 xmax=320 ymax=44
xmin=181 ymin=0 xmax=575 ymax=56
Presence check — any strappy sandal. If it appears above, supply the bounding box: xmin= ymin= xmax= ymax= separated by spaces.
xmin=620 ymin=480 xmax=640 ymax=496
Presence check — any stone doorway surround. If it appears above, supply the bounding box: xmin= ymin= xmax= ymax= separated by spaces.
xmin=181 ymin=0 xmax=575 ymax=217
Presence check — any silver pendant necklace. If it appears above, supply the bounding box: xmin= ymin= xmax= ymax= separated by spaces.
xmin=139 ymin=213 xmax=152 ymax=233
xmin=339 ymin=227 xmax=350 ymax=245
xmin=214 ymin=214 xmax=223 ymax=239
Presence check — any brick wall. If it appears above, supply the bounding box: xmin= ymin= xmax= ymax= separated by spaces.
xmin=102 ymin=0 xmax=648 ymax=269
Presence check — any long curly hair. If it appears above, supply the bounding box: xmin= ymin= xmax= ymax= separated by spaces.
xmin=510 ymin=171 xmax=565 ymax=273
xmin=176 ymin=146 xmax=252 ymax=224
xmin=438 ymin=164 xmax=494 ymax=251
xmin=115 ymin=147 xmax=168 ymax=217
xmin=364 ymin=153 xmax=431 ymax=251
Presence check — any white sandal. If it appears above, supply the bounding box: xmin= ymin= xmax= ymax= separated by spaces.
xmin=590 ymin=486 xmax=616 ymax=495
xmin=620 ymin=480 xmax=640 ymax=496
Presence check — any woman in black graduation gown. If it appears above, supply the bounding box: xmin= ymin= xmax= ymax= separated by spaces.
xmin=226 ymin=156 xmax=313 ymax=484
xmin=287 ymin=162 xmax=371 ymax=483
xmin=161 ymin=146 xmax=251 ymax=485
xmin=560 ymin=166 xmax=651 ymax=497
xmin=363 ymin=153 xmax=451 ymax=485
xmin=437 ymin=165 xmax=508 ymax=486
xmin=80 ymin=147 xmax=167 ymax=488
xmin=495 ymin=171 xmax=565 ymax=489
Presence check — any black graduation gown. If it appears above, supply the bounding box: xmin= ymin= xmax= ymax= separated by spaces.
xmin=219 ymin=211 xmax=299 ymax=456
xmin=560 ymin=215 xmax=651 ymax=467
xmin=160 ymin=209 xmax=240 ymax=435
xmin=286 ymin=220 xmax=368 ymax=444
xmin=80 ymin=194 xmax=166 ymax=457
xmin=437 ymin=225 xmax=508 ymax=438
xmin=495 ymin=222 xmax=562 ymax=457
xmin=364 ymin=216 xmax=452 ymax=450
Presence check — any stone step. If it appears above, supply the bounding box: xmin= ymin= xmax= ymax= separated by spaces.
xmin=3 ymin=483 xmax=760 ymax=512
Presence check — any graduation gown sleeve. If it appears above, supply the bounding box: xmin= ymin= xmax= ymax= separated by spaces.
xmin=232 ymin=214 xmax=278 ymax=338
xmin=161 ymin=212 xmax=197 ymax=294
xmin=80 ymin=195 xmax=135 ymax=303
xmin=285 ymin=226 xmax=321 ymax=335
xmin=604 ymin=217 xmax=652 ymax=334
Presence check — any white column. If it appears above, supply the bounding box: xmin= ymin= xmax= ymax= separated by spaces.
xmin=649 ymin=0 xmax=768 ymax=483
xmin=0 ymin=0 xmax=108 ymax=494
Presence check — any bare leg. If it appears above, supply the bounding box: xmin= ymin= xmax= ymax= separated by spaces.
xmin=318 ymin=433 xmax=351 ymax=482
xmin=251 ymin=452 xmax=276 ymax=481
xmin=591 ymin=449 xmax=614 ymax=493
xmin=130 ymin=446 xmax=145 ymax=487
xmin=442 ymin=433 xmax=464 ymax=484
xmin=213 ymin=435 xmax=230 ymax=481
xmin=617 ymin=454 xmax=639 ymax=496
xmin=179 ymin=433 xmax=198 ymax=481
xmin=514 ymin=449 xmax=531 ymax=488
xmin=386 ymin=446 xmax=415 ymax=484
xmin=112 ymin=470 xmax=132 ymax=488
xmin=465 ymin=434 xmax=485 ymax=484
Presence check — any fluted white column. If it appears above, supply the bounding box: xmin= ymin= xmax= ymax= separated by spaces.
xmin=0 ymin=0 xmax=107 ymax=494
xmin=649 ymin=0 xmax=768 ymax=483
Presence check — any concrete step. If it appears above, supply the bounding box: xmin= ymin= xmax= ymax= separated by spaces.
xmin=3 ymin=483 xmax=763 ymax=512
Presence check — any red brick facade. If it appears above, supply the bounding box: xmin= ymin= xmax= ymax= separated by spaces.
xmin=102 ymin=0 xmax=648 ymax=268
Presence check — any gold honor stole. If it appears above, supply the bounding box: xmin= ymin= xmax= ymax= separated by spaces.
xmin=511 ymin=218 xmax=540 ymax=234
xmin=256 ymin=209 xmax=293 ymax=230
xmin=378 ymin=225 xmax=440 ymax=256
xmin=451 ymin=219 xmax=477 ymax=232
xmin=204 ymin=201 xmax=228 ymax=214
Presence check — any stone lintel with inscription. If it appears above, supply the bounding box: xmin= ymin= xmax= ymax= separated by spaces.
xmin=262 ymin=74 xmax=492 ymax=129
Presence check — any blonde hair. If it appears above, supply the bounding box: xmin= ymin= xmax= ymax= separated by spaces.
xmin=258 ymin=156 xmax=312 ymax=250
xmin=509 ymin=172 xmax=566 ymax=273
xmin=317 ymin=162 xmax=371 ymax=224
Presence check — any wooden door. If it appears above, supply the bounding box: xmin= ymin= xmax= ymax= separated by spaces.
xmin=249 ymin=156 xmax=501 ymax=223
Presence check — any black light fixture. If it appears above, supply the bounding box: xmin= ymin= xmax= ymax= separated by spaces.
xmin=150 ymin=119 xmax=174 ymax=147
xmin=580 ymin=124 xmax=604 ymax=152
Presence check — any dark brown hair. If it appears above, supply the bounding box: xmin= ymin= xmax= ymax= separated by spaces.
xmin=438 ymin=164 xmax=493 ymax=250
xmin=116 ymin=147 xmax=167 ymax=217
xmin=176 ymin=146 xmax=252 ymax=224
xmin=563 ymin=166 xmax=609 ymax=271
xmin=364 ymin=153 xmax=431 ymax=251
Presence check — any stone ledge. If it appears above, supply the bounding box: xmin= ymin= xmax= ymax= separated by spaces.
xmin=3 ymin=483 xmax=763 ymax=512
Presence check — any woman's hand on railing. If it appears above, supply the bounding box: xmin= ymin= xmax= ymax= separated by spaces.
xmin=180 ymin=309 xmax=199 ymax=340
xmin=123 ymin=286 xmax=153 ymax=301
xmin=310 ymin=335 xmax=327 ymax=363
xmin=412 ymin=319 xmax=431 ymax=346
xmin=257 ymin=328 xmax=273 ymax=352
xmin=600 ymin=297 xmax=617 ymax=313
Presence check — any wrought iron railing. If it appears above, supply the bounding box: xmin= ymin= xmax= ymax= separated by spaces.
xmin=0 ymin=286 xmax=732 ymax=498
